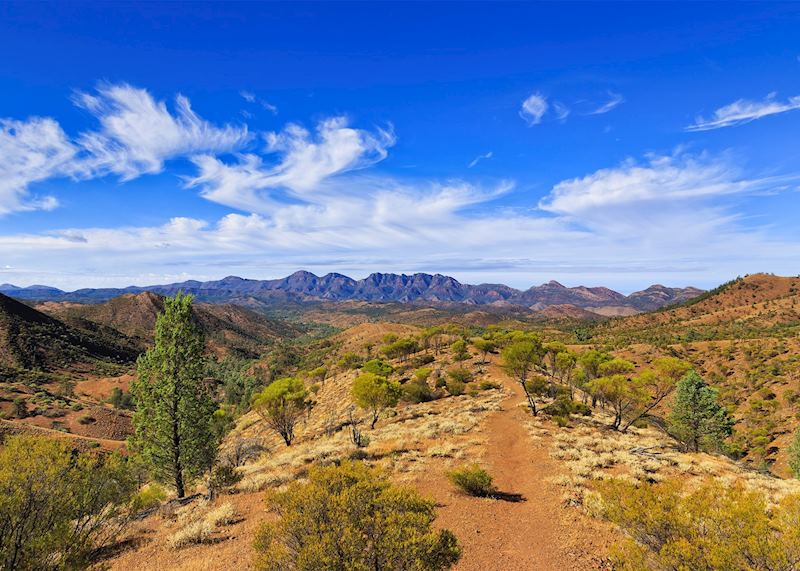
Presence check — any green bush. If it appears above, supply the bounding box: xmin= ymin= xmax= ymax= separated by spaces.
xmin=402 ymin=379 xmax=435 ymax=403
xmin=447 ymin=464 xmax=496 ymax=497
xmin=599 ymin=477 xmax=800 ymax=570
xmin=131 ymin=483 xmax=167 ymax=512
xmin=78 ymin=415 xmax=96 ymax=425
xmin=446 ymin=379 xmax=466 ymax=396
xmin=254 ymin=461 xmax=460 ymax=570
xmin=0 ymin=435 xmax=135 ymax=570
xmin=362 ymin=359 xmax=394 ymax=377
xmin=479 ymin=380 xmax=501 ymax=390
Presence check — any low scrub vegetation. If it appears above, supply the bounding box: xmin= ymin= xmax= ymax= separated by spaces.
xmin=447 ymin=464 xmax=496 ymax=497
xmin=253 ymin=461 xmax=461 ymax=570
xmin=598 ymin=477 xmax=800 ymax=570
xmin=0 ymin=435 xmax=135 ymax=570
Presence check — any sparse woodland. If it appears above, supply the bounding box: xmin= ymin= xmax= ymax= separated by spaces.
xmin=2 ymin=274 xmax=800 ymax=569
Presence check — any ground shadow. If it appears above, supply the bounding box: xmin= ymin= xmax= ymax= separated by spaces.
xmin=491 ymin=490 xmax=526 ymax=503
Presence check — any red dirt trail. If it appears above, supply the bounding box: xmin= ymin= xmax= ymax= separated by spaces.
xmin=419 ymin=364 xmax=615 ymax=570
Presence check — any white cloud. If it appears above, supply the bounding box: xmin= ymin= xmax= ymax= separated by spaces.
xmin=75 ymin=83 xmax=250 ymax=180
xmin=686 ymin=92 xmax=800 ymax=131
xmin=467 ymin=151 xmax=493 ymax=168
xmin=589 ymin=92 xmax=624 ymax=115
xmin=2 ymin=144 xmax=798 ymax=292
xmin=520 ymin=93 xmax=548 ymax=125
xmin=240 ymin=89 xmax=278 ymax=114
xmin=540 ymin=151 xmax=763 ymax=216
xmin=188 ymin=116 xmax=395 ymax=211
xmin=0 ymin=117 xmax=77 ymax=215
xmin=553 ymin=102 xmax=570 ymax=121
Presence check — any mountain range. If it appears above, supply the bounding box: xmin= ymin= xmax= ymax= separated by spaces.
xmin=0 ymin=271 xmax=704 ymax=313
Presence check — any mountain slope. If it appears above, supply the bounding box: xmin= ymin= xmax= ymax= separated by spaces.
xmin=0 ymin=293 xmax=137 ymax=372
xmin=594 ymin=273 xmax=800 ymax=469
xmin=2 ymin=271 xmax=703 ymax=312
xmin=39 ymin=292 xmax=299 ymax=358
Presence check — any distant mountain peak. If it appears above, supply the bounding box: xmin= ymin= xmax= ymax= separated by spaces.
xmin=0 ymin=271 xmax=704 ymax=313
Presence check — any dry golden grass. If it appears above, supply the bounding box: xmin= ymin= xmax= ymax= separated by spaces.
xmin=528 ymin=404 xmax=800 ymax=510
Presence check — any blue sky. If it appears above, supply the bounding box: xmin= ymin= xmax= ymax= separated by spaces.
xmin=1 ymin=2 xmax=800 ymax=292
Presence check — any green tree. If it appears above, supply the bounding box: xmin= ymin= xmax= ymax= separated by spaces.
xmin=361 ymin=358 xmax=394 ymax=377
xmin=308 ymin=366 xmax=328 ymax=385
xmin=555 ymin=351 xmax=578 ymax=395
xmin=252 ymin=377 xmax=309 ymax=446
xmin=352 ymin=372 xmax=402 ymax=429
xmin=618 ymin=357 xmax=691 ymax=432
xmin=0 ymin=435 xmax=135 ymax=570
xmin=668 ymin=371 xmax=733 ymax=452
xmin=502 ymin=340 xmax=545 ymax=416
xmin=589 ymin=374 xmax=646 ymax=430
xmin=130 ymin=293 xmax=217 ymax=498
xmin=450 ymin=339 xmax=470 ymax=362
xmin=382 ymin=338 xmax=420 ymax=362
xmin=253 ymin=462 xmax=461 ymax=571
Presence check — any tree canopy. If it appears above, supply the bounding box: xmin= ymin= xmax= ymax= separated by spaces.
xmin=252 ymin=377 xmax=309 ymax=446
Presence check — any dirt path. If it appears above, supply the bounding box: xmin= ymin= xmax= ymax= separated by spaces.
xmin=421 ymin=363 xmax=613 ymax=570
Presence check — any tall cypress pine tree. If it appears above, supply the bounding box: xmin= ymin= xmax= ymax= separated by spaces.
xmin=130 ymin=293 xmax=217 ymax=498
xmin=668 ymin=371 xmax=733 ymax=452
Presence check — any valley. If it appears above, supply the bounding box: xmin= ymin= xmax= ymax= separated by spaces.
xmin=1 ymin=272 xmax=799 ymax=569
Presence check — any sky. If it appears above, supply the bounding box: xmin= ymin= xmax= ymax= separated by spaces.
xmin=1 ymin=2 xmax=800 ymax=293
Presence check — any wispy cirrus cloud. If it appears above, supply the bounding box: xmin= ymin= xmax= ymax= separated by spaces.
xmin=240 ymin=89 xmax=278 ymax=115
xmin=75 ymin=83 xmax=250 ymax=180
xmin=686 ymin=92 xmax=800 ymax=131
xmin=187 ymin=116 xmax=396 ymax=212
xmin=0 ymin=83 xmax=251 ymax=215
xmin=588 ymin=91 xmax=624 ymax=115
xmin=467 ymin=151 xmax=493 ymax=168
xmin=0 ymin=117 xmax=77 ymax=215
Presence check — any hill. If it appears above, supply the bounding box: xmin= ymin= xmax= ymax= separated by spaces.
xmin=592 ymin=273 xmax=800 ymax=470
xmin=0 ymin=293 xmax=137 ymax=374
xmin=39 ymin=292 xmax=299 ymax=359
xmin=1 ymin=271 xmax=702 ymax=313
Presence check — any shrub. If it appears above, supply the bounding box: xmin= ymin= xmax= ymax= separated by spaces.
xmin=205 ymin=502 xmax=237 ymax=527
xmin=169 ymin=519 xmax=213 ymax=549
xmin=446 ymin=379 xmax=466 ymax=396
xmin=253 ymin=462 xmax=460 ymax=570
xmin=0 ymin=435 xmax=135 ymax=569
xmin=447 ymin=464 xmax=496 ymax=497
xmin=479 ymin=380 xmax=501 ymax=391
xmin=414 ymin=367 xmax=433 ymax=382
xmin=599 ymin=477 xmax=800 ymax=570
xmin=362 ymin=359 xmax=394 ymax=377
xmin=108 ymin=387 xmax=134 ymax=409
xmin=131 ymin=483 xmax=167 ymax=512
xmin=337 ymin=352 xmax=363 ymax=370
xmin=413 ymin=354 xmax=435 ymax=366
xmin=78 ymin=414 xmax=96 ymax=425
xmin=447 ymin=367 xmax=472 ymax=384
xmin=402 ymin=378 xmax=435 ymax=403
